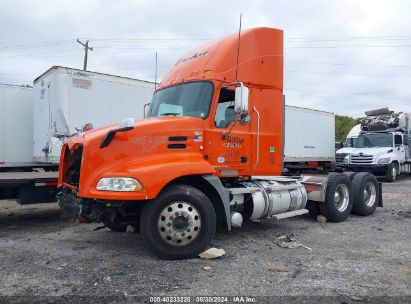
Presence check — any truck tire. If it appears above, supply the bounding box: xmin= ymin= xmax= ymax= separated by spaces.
xmin=306 ymin=200 xmax=321 ymax=218
xmin=320 ymin=173 xmax=353 ymax=222
xmin=140 ymin=184 xmax=216 ymax=259
xmin=385 ymin=163 xmax=398 ymax=182
xmin=351 ymin=172 xmax=379 ymax=216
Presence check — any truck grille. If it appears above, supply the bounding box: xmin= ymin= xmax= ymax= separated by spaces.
xmin=336 ymin=153 xmax=348 ymax=163
xmin=351 ymin=154 xmax=373 ymax=164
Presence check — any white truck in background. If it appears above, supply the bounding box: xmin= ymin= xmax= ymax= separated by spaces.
xmin=337 ymin=108 xmax=411 ymax=182
xmin=335 ymin=124 xmax=361 ymax=163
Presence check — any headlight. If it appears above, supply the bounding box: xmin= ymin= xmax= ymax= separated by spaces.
xmin=378 ymin=158 xmax=390 ymax=164
xmin=343 ymin=155 xmax=349 ymax=164
xmin=96 ymin=177 xmax=143 ymax=192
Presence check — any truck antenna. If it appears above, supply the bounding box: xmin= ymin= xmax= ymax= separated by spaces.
xmin=235 ymin=13 xmax=242 ymax=81
xmin=154 ymin=51 xmax=158 ymax=90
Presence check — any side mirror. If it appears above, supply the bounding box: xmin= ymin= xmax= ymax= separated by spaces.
xmin=234 ymin=86 xmax=249 ymax=115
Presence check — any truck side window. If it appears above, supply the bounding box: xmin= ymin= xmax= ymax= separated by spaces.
xmin=215 ymin=88 xmax=236 ymax=128
xmin=395 ymin=134 xmax=403 ymax=147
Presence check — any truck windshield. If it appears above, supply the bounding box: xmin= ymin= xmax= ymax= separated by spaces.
xmin=356 ymin=133 xmax=393 ymax=148
xmin=148 ymin=81 xmax=213 ymax=119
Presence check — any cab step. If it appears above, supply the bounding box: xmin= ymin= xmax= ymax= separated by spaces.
xmin=270 ymin=209 xmax=308 ymax=220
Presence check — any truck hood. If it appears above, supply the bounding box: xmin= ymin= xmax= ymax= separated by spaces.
xmin=66 ymin=116 xmax=204 ymax=149
xmin=336 ymin=147 xmax=355 ymax=154
xmin=61 ymin=115 xmax=211 ymax=199
xmin=349 ymin=147 xmax=394 ymax=156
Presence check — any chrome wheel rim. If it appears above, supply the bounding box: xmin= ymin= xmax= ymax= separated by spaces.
xmin=334 ymin=184 xmax=349 ymax=212
xmin=364 ymin=182 xmax=377 ymax=207
xmin=392 ymin=166 xmax=397 ymax=180
xmin=158 ymin=201 xmax=201 ymax=246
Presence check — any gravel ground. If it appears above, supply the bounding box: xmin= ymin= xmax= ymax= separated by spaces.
xmin=0 ymin=177 xmax=410 ymax=303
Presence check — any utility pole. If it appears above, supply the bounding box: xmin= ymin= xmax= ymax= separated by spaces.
xmin=154 ymin=51 xmax=158 ymax=90
xmin=77 ymin=39 xmax=93 ymax=71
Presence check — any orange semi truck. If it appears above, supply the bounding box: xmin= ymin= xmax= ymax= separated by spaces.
xmin=58 ymin=27 xmax=381 ymax=258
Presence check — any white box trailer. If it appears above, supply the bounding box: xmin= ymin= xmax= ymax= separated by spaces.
xmin=33 ymin=66 xmax=155 ymax=163
xmin=284 ymin=105 xmax=335 ymax=165
xmin=0 ymin=84 xmax=33 ymax=165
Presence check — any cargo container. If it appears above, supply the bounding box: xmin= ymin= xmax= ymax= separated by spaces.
xmin=284 ymin=105 xmax=334 ymax=164
xmin=0 ymin=84 xmax=33 ymax=165
xmin=33 ymin=66 xmax=155 ymax=163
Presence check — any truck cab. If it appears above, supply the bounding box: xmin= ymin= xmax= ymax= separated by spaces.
xmin=335 ymin=124 xmax=361 ymax=163
xmin=340 ymin=126 xmax=411 ymax=182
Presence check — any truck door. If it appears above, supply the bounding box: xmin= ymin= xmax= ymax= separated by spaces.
xmin=205 ymin=87 xmax=251 ymax=177
xmin=394 ymin=134 xmax=406 ymax=163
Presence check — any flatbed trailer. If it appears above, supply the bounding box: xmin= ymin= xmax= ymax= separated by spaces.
xmin=0 ymin=170 xmax=58 ymax=204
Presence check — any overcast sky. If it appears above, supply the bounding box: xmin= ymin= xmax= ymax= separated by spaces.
xmin=1 ymin=0 xmax=411 ymax=117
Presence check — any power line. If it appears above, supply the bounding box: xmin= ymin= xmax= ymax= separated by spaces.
xmin=285 ymin=88 xmax=411 ymax=97
xmin=0 ymin=39 xmax=74 ymax=51
xmin=286 ymin=44 xmax=411 ymax=49
xmin=286 ymin=60 xmax=411 ymax=69
xmin=286 ymin=69 xmax=411 ymax=77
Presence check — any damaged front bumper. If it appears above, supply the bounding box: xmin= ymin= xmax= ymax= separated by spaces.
xmin=57 ymin=188 xmax=91 ymax=223
xmin=57 ymin=187 xmax=144 ymax=226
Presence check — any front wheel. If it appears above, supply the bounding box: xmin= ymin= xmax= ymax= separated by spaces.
xmin=385 ymin=162 xmax=398 ymax=182
xmin=140 ymin=184 xmax=216 ymax=259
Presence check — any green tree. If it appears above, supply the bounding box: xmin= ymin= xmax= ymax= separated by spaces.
xmin=335 ymin=115 xmax=359 ymax=142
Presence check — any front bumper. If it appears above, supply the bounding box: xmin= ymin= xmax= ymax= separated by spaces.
xmin=337 ymin=163 xmax=388 ymax=175
xmin=57 ymin=188 xmax=104 ymax=223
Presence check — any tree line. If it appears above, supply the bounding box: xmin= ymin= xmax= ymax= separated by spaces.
xmin=335 ymin=115 xmax=360 ymax=142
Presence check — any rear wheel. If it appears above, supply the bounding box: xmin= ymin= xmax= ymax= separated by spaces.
xmin=140 ymin=184 xmax=216 ymax=259
xmin=352 ymin=172 xmax=379 ymax=216
xmin=385 ymin=162 xmax=398 ymax=182
xmin=320 ymin=173 xmax=353 ymax=222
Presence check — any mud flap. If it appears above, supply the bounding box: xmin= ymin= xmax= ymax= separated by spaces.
xmin=378 ymin=183 xmax=383 ymax=207
xmin=201 ymin=174 xmax=231 ymax=231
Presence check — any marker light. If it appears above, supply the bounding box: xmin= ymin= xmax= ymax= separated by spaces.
xmin=96 ymin=177 xmax=142 ymax=192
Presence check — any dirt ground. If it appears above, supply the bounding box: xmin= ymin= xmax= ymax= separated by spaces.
xmin=0 ymin=177 xmax=410 ymax=303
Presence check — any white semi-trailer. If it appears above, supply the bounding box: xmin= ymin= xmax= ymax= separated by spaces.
xmin=0 ymin=84 xmax=33 ymax=166
xmin=33 ymin=66 xmax=155 ymax=163
xmin=284 ymin=105 xmax=335 ymax=173
xmin=0 ymin=67 xmax=155 ymax=203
